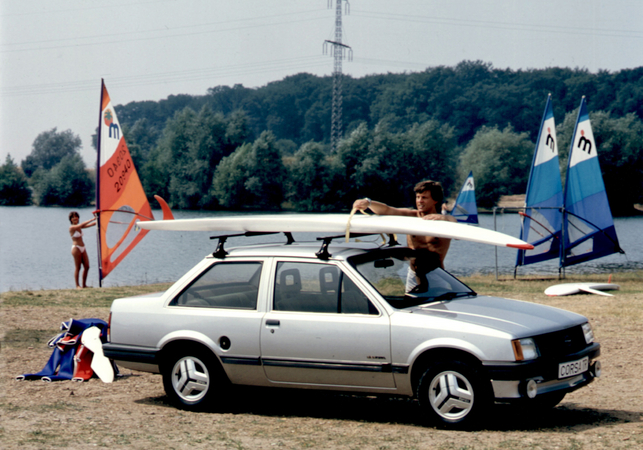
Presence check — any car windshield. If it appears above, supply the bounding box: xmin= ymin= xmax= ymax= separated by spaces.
xmin=349 ymin=248 xmax=476 ymax=309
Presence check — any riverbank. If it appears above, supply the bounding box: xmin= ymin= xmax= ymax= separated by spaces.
xmin=1 ymin=272 xmax=642 ymax=449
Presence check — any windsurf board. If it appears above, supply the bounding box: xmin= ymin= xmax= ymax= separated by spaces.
xmin=544 ymin=282 xmax=620 ymax=297
xmin=137 ymin=214 xmax=534 ymax=250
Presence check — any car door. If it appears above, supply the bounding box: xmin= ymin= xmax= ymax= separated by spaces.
xmin=260 ymin=260 xmax=395 ymax=389
xmin=166 ymin=260 xmax=267 ymax=385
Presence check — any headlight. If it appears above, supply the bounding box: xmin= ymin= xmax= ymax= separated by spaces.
xmin=582 ymin=322 xmax=594 ymax=344
xmin=512 ymin=338 xmax=539 ymax=361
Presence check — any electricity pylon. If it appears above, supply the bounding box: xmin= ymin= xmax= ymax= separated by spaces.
xmin=323 ymin=0 xmax=352 ymax=152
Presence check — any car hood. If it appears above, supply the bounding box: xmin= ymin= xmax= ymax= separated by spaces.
xmin=407 ymin=295 xmax=587 ymax=337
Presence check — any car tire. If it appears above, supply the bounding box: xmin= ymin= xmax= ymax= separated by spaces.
xmin=161 ymin=347 xmax=223 ymax=411
xmin=417 ymin=359 xmax=491 ymax=428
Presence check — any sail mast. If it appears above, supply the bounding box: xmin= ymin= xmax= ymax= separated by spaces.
xmin=96 ymin=79 xmax=105 ymax=287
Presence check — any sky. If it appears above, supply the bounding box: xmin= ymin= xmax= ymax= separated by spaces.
xmin=1 ymin=0 xmax=642 ymax=168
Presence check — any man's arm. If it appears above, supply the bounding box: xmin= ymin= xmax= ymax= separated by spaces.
xmin=352 ymin=198 xmax=416 ymax=217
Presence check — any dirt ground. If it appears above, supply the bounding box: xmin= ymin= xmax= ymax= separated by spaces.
xmin=1 ymin=279 xmax=643 ymax=450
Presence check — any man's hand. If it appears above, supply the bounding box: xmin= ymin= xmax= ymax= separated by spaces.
xmin=352 ymin=198 xmax=371 ymax=211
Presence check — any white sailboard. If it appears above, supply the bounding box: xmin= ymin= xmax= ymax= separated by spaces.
xmin=544 ymin=282 xmax=619 ymax=297
xmin=137 ymin=214 xmax=534 ymax=250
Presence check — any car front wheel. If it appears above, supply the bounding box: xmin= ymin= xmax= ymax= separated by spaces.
xmin=162 ymin=347 xmax=221 ymax=410
xmin=417 ymin=359 xmax=491 ymax=428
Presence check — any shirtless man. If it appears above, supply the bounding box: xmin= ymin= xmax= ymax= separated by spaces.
xmin=352 ymin=180 xmax=456 ymax=268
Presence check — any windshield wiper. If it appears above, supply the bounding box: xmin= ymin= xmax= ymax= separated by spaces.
xmin=428 ymin=291 xmax=476 ymax=302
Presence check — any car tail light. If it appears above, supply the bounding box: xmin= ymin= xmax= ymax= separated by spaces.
xmin=107 ymin=312 xmax=111 ymax=342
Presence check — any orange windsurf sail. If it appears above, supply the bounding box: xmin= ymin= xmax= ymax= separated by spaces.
xmin=96 ymin=80 xmax=153 ymax=285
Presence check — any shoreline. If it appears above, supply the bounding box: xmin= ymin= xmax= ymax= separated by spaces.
xmin=2 ymin=271 xmax=641 ymax=297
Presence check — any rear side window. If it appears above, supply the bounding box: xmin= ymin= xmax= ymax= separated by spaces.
xmin=273 ymin=261 xmax=378 ymax=315
xmin=170 ymin=262 xmax=262 ymax=309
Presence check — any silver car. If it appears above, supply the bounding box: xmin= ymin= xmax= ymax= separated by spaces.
xmin=104 ymin=238 xmax=601 ymax=428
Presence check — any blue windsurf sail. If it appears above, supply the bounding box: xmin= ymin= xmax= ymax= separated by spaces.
xmin=561 ymin=97 xmax=623 ymax=267
xmin=450 ymin=171 xmax=478 ymax=224
xmin=516 ymin=94 xmax=564 ymax=268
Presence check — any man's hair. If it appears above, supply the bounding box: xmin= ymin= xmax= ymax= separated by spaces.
xmin=414 ymin=180 xmax=444 ymax=205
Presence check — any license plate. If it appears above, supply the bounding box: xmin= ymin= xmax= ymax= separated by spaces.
xmin=558 ymin=357 xmax=589 ymax=379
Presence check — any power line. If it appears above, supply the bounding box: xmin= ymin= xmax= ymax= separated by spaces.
xmin=351 ymin=11 xmax=643 ymax=40
xmin=0 ymin=56 xmax=330 ymax=98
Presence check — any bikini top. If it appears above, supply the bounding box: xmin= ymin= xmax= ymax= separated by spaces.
xmin=72 ymin=230 xmax=83 ymax=238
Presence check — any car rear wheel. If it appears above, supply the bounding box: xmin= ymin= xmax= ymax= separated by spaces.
xmin=417 ymin=359 xmax=491 ymax=428
xmin=162 ymin=347 xmax=222 ymax=410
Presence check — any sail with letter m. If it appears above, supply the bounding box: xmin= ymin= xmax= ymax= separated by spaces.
xmin=96 ymin=80 xmax=173 ymax=285
xmin=561 ymin=97 xmax=623 ymax=267
xmin=516 ymin=94 xmax=564 ymax=268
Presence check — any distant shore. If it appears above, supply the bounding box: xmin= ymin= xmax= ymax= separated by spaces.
xmin=496 ymin=194 xmax=643 ymax=213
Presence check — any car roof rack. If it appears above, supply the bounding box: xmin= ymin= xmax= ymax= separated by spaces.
xmin=315 ymin=233 xmax=399 ymax=260
xmin=210 ymin=231 xmax=295 ymax=258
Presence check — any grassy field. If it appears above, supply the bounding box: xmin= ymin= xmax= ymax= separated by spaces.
xmin=1 ymin=272 xmax=642 ymax=449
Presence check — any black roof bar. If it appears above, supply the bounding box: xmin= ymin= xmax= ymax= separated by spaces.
xmin=210 ymin=232 xmax=295 ymax=258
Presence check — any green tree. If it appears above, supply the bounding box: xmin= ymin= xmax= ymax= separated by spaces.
xmin=334 ymin=123 xmax=373 ymax=203
xmin=285 ymin=142 xmax=342 ymax=211
xmin=141 ymin=144 xmax=171 ymax=203
xmin=21 ymin=128 xmax=82 ymax=177
xmin=344 ymin=120 xmax=458 ymax=208
xmin=0 ymin=155 xmax=32 ymax=205
xmin=351 ymin=125 xmax=411 ymax=206
xmin=405 ymin=120 xmax=458 ymax=201
xmin=211 ymin=131 xmax=285 ymax=210
xmin=459 ymin=125 xmax=533 ymax=207
xmin=34 ymin=153 xmax=94 ymax=206
xmin=211 ymin=142 xmax=253 ymax=208
xmin=142 ymin=106 xmax=250 ymax=209
xmin=122 ymin=118 xmax=160 ymax=171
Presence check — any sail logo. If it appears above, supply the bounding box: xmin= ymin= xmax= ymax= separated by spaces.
xmin=577 ymin=130 xmax=592 ymax=154
xmin=103 ymin=109 xmax=120 ymax=140
xmin=546 ymin=127 xmax=556 ymax=152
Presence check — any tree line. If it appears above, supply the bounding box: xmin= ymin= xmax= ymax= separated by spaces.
xmin=2 ymin=61 xmax=642 ymax=214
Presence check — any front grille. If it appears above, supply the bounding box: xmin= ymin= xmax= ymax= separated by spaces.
xmin=533 ymin=325 xmax=588 ymax=358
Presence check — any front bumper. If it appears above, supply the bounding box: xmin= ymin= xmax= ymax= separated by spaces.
xmin=482 ymin=342 xmax=600 ymax=400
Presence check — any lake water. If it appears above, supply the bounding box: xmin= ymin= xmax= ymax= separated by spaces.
xmin=1 ymin=206 xmax=642 ymax=292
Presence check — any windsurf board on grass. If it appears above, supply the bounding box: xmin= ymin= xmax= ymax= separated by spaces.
xmin=137 ymin=214 xmax=534 ymax=250
xmin=544 ymin=282 xmax=620 ymax=297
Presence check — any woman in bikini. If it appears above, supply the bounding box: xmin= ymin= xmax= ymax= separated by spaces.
xmin=69 ymin=211 xmax=96 ymax=289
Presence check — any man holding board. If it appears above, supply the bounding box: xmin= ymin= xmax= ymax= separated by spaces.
xmin=352 ymin=180 xmax=456 ymax=275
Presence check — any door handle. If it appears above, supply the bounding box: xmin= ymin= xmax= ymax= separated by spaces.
xmin=266 ymin=319 xmax=280 ymax=326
